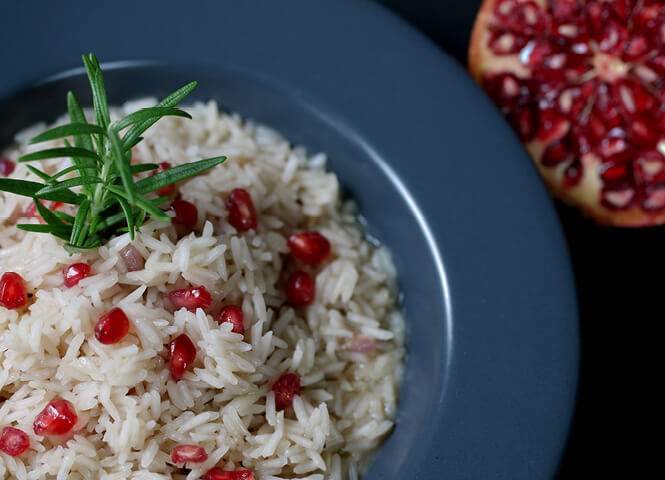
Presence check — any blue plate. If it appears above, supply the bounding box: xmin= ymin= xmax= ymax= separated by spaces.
xmin=0 ymin=1 xmax=578 ymax=478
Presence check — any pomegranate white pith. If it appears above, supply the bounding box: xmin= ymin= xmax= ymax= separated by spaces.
xmin=469 ymin=0 xmax=665 ymax=226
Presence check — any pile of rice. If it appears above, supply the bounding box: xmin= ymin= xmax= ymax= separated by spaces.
xmin=0 ymin=99 xmax=405 ymax=480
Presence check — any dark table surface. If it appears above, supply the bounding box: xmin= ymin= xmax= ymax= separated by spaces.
xmin=378 ymin=0 xmax=659 ymax=477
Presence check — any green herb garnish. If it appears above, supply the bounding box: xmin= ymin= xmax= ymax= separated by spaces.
xmin=0 ymin=53 xmax=225 ymax=253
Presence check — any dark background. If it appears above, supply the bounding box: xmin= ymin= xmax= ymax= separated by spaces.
xmin=378 ymin=0 xmax=658 ymax=477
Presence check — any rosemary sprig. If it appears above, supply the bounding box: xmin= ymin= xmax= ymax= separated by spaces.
xmin=0 ymin=53 xmax=225 ymax=254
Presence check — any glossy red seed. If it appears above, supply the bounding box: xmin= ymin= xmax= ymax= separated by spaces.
xmin=205 ymin=469 xmax=255 ymax=480
xmin=153 ymin=162 xmax=176 ymax=197
xmin=0 ymin=272 xmax=27 ymax=309
xmin=225 ymin=188 xmax=258 ymax=232
xmin=169 ymin=333 xmax=197 ymax=380
xmin=272 ymin=373 xmax=301 ymax=411
xmin=169 ymin=199 xmax=198 ymax=229
xmin=0 ymin=158 xmax=15 ymax=176
xmin=541 ymin=141 xmax=569 ymax=166
xmin=94 ymin=308 xmax=130 ymax=345
xmin=286 ymin=271 xmax=315 ymax=307
xmin=600 ymin=163 xmax=630 ymax=182
xmin=33 ymin=399 xmax=77 ymax=436
xmin=218 ymin=305 xmax=244 ymax=335
xmin=168 ymin=286 xmax=211 ymax=312
xmin=24 ymin=200 xmax=63 ymax=224
xmin=171 ymin=444 xmax=208 ymax=464
xmin=288 ymin=232 xmax=331 ymax=265
xmin=0 ymin=426 xmax=30 ymax=456
xmin=63 ymin=263 xmax=91 ymax=288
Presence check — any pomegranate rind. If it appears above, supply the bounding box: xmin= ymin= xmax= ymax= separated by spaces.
xmin=468 ymin=0 xmax=665 ymax=227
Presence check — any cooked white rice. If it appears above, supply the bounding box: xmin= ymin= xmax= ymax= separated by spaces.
xmin=0 ymin=99 xmax=405 ymax=480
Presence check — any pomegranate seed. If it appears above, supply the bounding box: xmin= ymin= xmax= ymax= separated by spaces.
xmin=94 ymin=308 xmax=130 ymax=345
xmin=642 ymin=185 xmax=665 ymax=212
xmin=0 ymin=426 xmax=30 ymax=456
xmin=168 ymin=286 xmax=211 ymax=312
xmin=169 ymin=333 xmax=196 ymax=380
xmin=509 ymin=106 xmax=538 ymax=141
xmin=153 ymin=162 xmax=176 ymax=197
xmin=347 ymin=337 xmax=377 ymax=354
xmin=24 ymin=200 xmax=63 ymax=224
xmin=548 ymin=0 xmax=578 ymax=19
xmin=286 ymin=271 xmax=315 ymax=307
xmin=0 ymin=158 xmax=15 ymax=176
xmin=63 ymin=263 xmax=91 ymax=288
xmin=601 ymin=186 xmax=636 ymax=210
xmin=597 ymin=135 xmax=633 ymax=164
xmin=0 ymin=272 xmax=27 ymax=309
xmin=563 ymin=160 xmax=584 ymax=188
xmin=635 ymin=150 xmax=665 ymax=184
xmin=169 ymin=199 xmax=198 ymax=229
xmin=225 ymin=188 xmax=257 ymax=232
xmin=488 ymin=30 xmax=528 ymax=55
xmin=205 ymin=469 xmax=255 ymax=480
xmin=171 ymin=444 xmax=208 ymax=464
xmin=33 ymin=399 xmax=77 ymax=436
xmin=541 ymin=141 xmax=570 ymax=166
xmin=600 ymin=163 xmax=630 ymax=183
xmin=288 ymin=232 xmax=331 ymax=265
xmin=218 ymin=305 xmax=244 ymax=335
xmin=272 ymin=373 xmax=301 ymax=411
xmin=120 ymin=244 xmax=145 ymax=272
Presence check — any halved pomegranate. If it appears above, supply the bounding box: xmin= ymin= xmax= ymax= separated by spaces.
xmin=469 ymin=0 xmax=665 ymax=226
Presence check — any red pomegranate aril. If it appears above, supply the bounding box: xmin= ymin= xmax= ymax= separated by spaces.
xmin=218 ymin=305 xmax=244 ymax=335
xmin=0 ymin=272 xmax=27 ymax=309
xmin=25 ymin=200 xmax=63 ymax=224
xmin=171 ymin=445 xmax=208 ymax=464
xmin=168 ymin=286 xmax=211 ymax=312
xmin=549 ymin=0 xmax=578 ymax=19
xmin=563 ymin=160 xmax=583 ymax=188
xmin=169 ymin=333 xmax=196 ymax=380
xmin=286 ymin=271 xmax=315 ymax=307
xmin=63 ymin=263 xmax=91 ymax=288
xmin=601 ymin=186 xmax=636 ymax=210
xmin=205 ymin=469 xmax=256 ymax=480
xmin=225 ymin=188 xmax=257 ymax=232
xmin=153 ymin=162 xmax=176 ymax=197
xmin=635 ymin=151 xmax=665 ymax=184
xmin=272 ymin=373 xmax=301 ymax=411
xmin=95 ymin=308 xmax=130 ymax=345
xmin=347 ymin=337 xmax=377 ymax=354
xmin=597 ymin=135 xmax=633 ymax=164
xmin=169 ymin=199 xmax=198 ymax=229
xmin=536 ymin=108 xmax=570 ymax=143
xmin=489 ymin=30 xmax=528 ymax=55
xmin=598 ymin=21 xmax=629 ymax=55
xmin=288 ymin=232 xmax=331 ymax=265
xmin=509 ymin=106 xmax=538 ymax=141
xmin=630 ymin=116 xmax=658 ymax=146
xmin=0 ymin=158 xmax=15 ymax=176
xmin=642 ymin=185 xmax=665 ymax=211
xmin=0 ymin=426 xmax=29 ymax=456
xmin=542 ymin=141 xmax=569 ymax=167
xmin=120 ymin=244 xmax=145 ymax=272
xmin=600 ymin=163 xmax=630 ymax=183
xmin=623 ymin=35 xmax=652 ymax=61
xmin=33 ymin=399 xmax=77 ymax=436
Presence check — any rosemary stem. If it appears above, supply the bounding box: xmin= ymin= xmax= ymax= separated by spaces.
xmin=88 ymin=153 xmax=113 ymax=239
